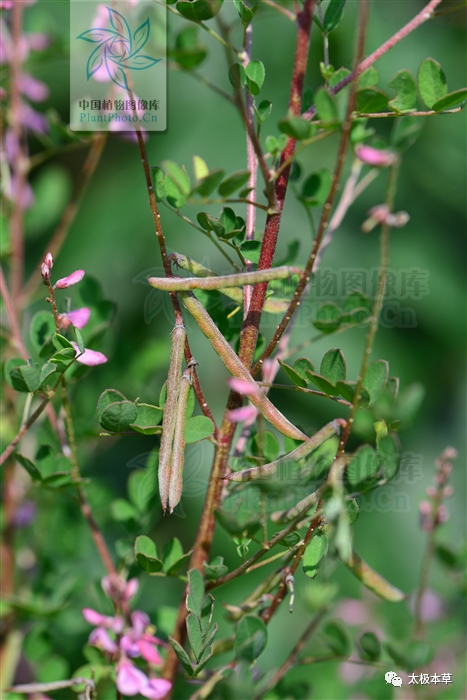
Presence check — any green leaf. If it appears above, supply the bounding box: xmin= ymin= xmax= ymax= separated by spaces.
xmin=388 ymin=70 xmax=418 ymax=112
xmin=169 ymin=636 xmax=194 ymax=677
xmin=184 ymin=415 xmax=215 ymax=443
xmin=195 ymin=169 xmax=225 ymax=197
xmin=358 ymin=632 xmax=381 ymax=661
xmin=5 ymin=358 xmax=25 ymax=389
xmin=194 ymin=641 xmax=214 ymax=675
xmin=171 ymin=26 xmax=207 ymax=71
xmin=277 ymin=530 xmax=301 ymax=548
xmin=130 ymin=403 xmax=163 ymax=434
xmin=39 ymin=362 xmax=57 ymax=388
xmin=320 ymin=348 xmax=346 ymax=385
xmin=362 ymin=360 xmax=388 ymax=404
xmin=134 ymin=536 xmax=163 ymax=573
xmin=176 ymin=0 xmax=224 ymax=22
xmin=432 ymin=88 xmax=467 ymax=112
xmin=358 ymin=67 xmax=379 ymax=88
xmin=10 ymin=362 xmax=41 ymax=393
xmin=306 ymin=372 xmax=336 ymax=396
xmin=301 ymin=169 xmax=332 ymax=206
xmin=245 ymin=59 xmax=265 ymax=95
xmin=163 ymin=538 xmax=191 ymax=574
xmin=52 ymin=333 xmax=74 ymax=351
xmin=377 ymin=434 xmax=400 ymax=481
xmin=97 ymin=388 xmax=127 ymax=420
xmin=111 ymin=499 xmax=138 ymax=523
xmin=151 ymin=166 xmax=165 ymax=201
xmin=324 ymin=0 xmax=347 ymax=33
xmin=16 ymin=453 xmax=42 ymax=481
xmin=342 ymin=291 xmax=371 ymax=322
xmin=355 ymin=89 xmax=388 ymax=114
xmin=336 ymin=381 xmax=370 ymax=405
xmin=313 ymin=302 xmax=342 ymax=332
xmin=193 ymin=155 xmax=209 ymax=181
xmin=343 ymin=549 xmax=406 ymax=601
xmin=187 ymin=612 xmax=203 ymax=660
xmin=347 ymin=445 xmax=378 ymax=486
xmin=163 ymin=160 xmax=191 ymax=196
xmin=215 ymin=486 xmax=262 ymax=537
xmin=240 ymin=240 xmax=262 ymax=264
xmin=393 ymin=382 xmax=425 ymax=427
xmin=235 ymin=615 xmax=268 ymax=662
xmin=228 ymin=62 xmax=245 ymax=90
xmin=199 ymin=594 xmax=214 ymax=634
xmin=165 ymin=173 xmax=187 ymax=208
xmin=204 ymin=556 xmax=228 ymax=580
xmin=386 ymin=640 xmax=434 ymax=671
xmin=218 ymin=170 xmax=251 ymax=197
xmin=255 ymin=99 xmax=272 ymax=123
xmin=315 ymin=89 xmax=339 ymax=125
xmin=99 ymin=400 xmax=138 ymax=433
xmin=293 ymin=357 xmax=315 ymax=381
xmin=278 ymin=117 xmax=311 ymax=140
xmin=30 ymin=312 xmax=55 ymax=354
xmin=278 ymin=359 xmax=307 ymax=388
xmin=418 ymin=58 xmax=447 ymax=109
xmin=73 ymin=327 xmax=85 ymax=354
xmin=187 ymin=569 xmax=205 ymax=617
xmin=323 ymin=621 xmax=352 ymax=656
xmin=303 ymin=530 xmax=328 ymax=578
xmin=233 ymin=0 xmax=256 ymax=25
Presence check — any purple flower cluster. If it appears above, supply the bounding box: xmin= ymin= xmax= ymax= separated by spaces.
xmin=1 ymin=0 xmax=50 ymax=209
xmin=83 ymin=575 xmax=171 ymax=699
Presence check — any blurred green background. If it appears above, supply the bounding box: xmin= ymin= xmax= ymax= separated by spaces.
xmin=6 ymin=0 xmax=466 ymax=698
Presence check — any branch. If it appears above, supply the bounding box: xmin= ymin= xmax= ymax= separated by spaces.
xmin=303 ymin=0 xmax=444 ymax=119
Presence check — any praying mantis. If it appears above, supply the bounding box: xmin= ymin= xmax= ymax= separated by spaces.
xmin=149 ymin=261 xmax=342 ymax=512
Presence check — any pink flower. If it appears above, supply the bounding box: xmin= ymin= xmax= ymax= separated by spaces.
xmin=117 ymin=660 xmax=149 ymax=696
xmin=138 ymin=639 xmax=163 ymax=665
xmin=140 ymin=677 xmax=172 ymax=700
xmin=227 ymin=377 xmax=258 ymax=396
xmin=44 ymin=252 xmax=54 ymax=269
xmin=26 ymin=32 xmax=50 ymax=52
xmin=355 ymin=144 xmax=396 ymax=168
xmin=59 ymin=307 xmax=91 ymax=330
xmin=102 ymin=574 xmax=139 ymax=603
xmin=19 ymin=74 xmax=49 ymax=102
xmin=82 ymin=608 xmax=124 ymax=632
xmin=70 ymin=342 xmax=108 ymax=366
xmin=227 ymin=405 xmax=258 ymax=424
xmin=4 ymin=174 xmax=35 ymax=210
xmin=54 ymin=269 xmax=85 ymax=289
xmin=117 ymin=660 xmax=171 ymax=699
xmin=19 ymin=103 xmax=48 ymax=134
xmin=89 ymin=627 xmax=119 ymax=654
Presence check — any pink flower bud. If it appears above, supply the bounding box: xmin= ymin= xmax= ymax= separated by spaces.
xmin=436 ymin=505 xmax=449 ymax=525
xmin=419 ymin=500 xmax=433 ymax=532
xmin=227 ymin=377 xmax=258 ymax=396
xmin=19 ymin=73 xmax=49 ymax=102
xmin=355 ymin=144 xmax=396 ymax=168
xmin=54 ymin=269 xmax=85 ymax=289
xmin=44 ymin=252 xmax=54 ymax=269
xmin=441 ymin=446 xmax=457 ymax=461
xmin=41 ymin=263 xmax=51 ymax=282
xmin=123 ymin=577 xmax=139 ymax=602
xmin=442 ymin=486 xmax=454 ymax=498
xmin=26 ymin=32 xmax=50 ymax=52
xmin=71 ymin=342 xmax=108 ymax=366
xmin=426 ymin=486 xmax=436 ymax=498
xmin=227 ymin=405 xmax=258 ymax=424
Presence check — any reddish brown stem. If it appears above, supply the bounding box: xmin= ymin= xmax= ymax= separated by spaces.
xmin=238 ymin=0 xmax=316 ymax=369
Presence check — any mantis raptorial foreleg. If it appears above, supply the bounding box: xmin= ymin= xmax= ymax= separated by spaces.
xmin=158 ymin=324 xmax=186 ymax=512
xmin=226 ymin=419 xmax=346 ymax=482
xmin=177 ymin=290 xmax=307 ymax=442
xmin=168 ymin=253 xmax=292 ymax=313
xmin=147 ymin=265 xmax=302 ymax=292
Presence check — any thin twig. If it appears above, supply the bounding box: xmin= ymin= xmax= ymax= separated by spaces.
xmin=303 ymin=0 xmax=444 ymax=119
xmin=0 ymin=397 xmax=50 ymax=468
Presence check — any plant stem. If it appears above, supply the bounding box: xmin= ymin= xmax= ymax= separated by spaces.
xmin=251 ymin=0 xmax=369 ymax=377
xmin=253 ymin=608 xmax=328 ymax=699
xmin=0 ymin=397 xmax=50 ymax=468
xmin=336 ymin=160 xmax=400 ymax=459
xmin=238 ymin=0 xmax=316 ymax=370
xmin=303 ymin=0 xmax=444 ymax=119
